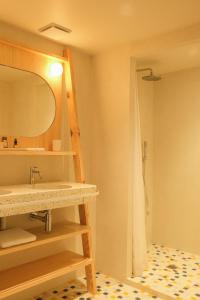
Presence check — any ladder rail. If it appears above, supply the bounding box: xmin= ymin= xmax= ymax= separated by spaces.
xmin=63 ymin=48 xmax=97 ymax=294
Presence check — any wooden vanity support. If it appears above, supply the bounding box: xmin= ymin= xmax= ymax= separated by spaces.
xmin=0 ymin=40 xmax=97 ymax=298
xmin=0 ymin=181 xmax=98 ymax=298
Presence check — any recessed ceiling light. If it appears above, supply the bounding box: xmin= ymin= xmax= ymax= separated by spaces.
xmin=38 ymin=23 xmax=72 ymax=41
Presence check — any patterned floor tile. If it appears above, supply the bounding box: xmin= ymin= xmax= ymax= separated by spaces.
xmin=32 ymin=272 xmax=162 ymax=300
xmin=130 ymin=244 xmax=200 ymax=299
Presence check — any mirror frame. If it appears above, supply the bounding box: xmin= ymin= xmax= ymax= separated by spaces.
xmin=0 ymin=39 xmax=65 ymax=151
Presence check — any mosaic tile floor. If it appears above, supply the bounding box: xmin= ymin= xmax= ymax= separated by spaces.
xmin=32 ymin=272 xmax=162 ymax=300
xmin=130 ymin=244 xmax=200 ymax=299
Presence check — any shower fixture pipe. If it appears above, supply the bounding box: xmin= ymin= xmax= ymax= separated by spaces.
xmin=136 ymin=68 xmax=153 ymax=73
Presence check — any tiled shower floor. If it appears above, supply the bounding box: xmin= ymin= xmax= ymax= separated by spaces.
xmin=130 ymin=244 xmax=200 ymax=299
xmin=32 ymin=272 xmax=162 ymax=300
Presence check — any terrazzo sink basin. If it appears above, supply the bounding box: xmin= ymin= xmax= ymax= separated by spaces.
xmin=31 ymin=183 xmax=72 ymax=190
xmin=0 ymin=190 xmax=12 ymax=195
xmin=0 ymin=181 xmax=98 ymax=218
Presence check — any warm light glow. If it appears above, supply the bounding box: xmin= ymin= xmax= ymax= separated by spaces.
xmin=49 ymin=62 xmax=63 ymax=77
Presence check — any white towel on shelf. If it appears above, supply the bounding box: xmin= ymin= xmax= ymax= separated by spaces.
xmin=0 ymin=228 xmax=36 ymax=248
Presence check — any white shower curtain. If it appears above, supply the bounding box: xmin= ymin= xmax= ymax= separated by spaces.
xmin=130 ymin=58 xmax=147 ymax=276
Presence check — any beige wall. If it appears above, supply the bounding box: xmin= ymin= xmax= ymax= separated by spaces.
xmin=153 ymin=67 xmax=200 ymax=254
xmin=0 ymin=21 xmax=64 ymax=56
xmin=138 ymin=66 xmax=200 ymax=255
xmin=92 ymin=47 xmax=132 ymax=280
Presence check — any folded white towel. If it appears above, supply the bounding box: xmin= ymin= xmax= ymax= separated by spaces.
xmin=0 ymin=228 xmax=36 ymax=248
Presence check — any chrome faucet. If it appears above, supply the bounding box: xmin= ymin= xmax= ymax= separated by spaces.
xmin=30 ymin=166 xmax=42 ymax=187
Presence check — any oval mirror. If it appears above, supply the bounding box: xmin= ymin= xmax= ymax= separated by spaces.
xmin=0 ymin=65 xmax=56 ymax=137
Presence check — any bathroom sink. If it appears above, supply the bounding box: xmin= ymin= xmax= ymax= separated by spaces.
xmin=30 ymin=184 xmax=72 ymax=190
xmin=0 ymin=182 xmax=97 ymax=218
xmin=0 ymin=190 xmax=12 ymax=195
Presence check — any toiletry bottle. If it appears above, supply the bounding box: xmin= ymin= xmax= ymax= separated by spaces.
xmin=2 ymin=137 xmax=8 ymax=148
xmin=13 ymin=138 xmax=18 ymax=148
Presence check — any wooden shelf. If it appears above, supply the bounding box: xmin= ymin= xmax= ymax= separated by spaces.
xmin=0 ymin=150 xmax=75 ymax=156
xmin=0 ymin=222 xmax=90 ymax=257
xmin=0 ymin=250 xmax=92 ymax=299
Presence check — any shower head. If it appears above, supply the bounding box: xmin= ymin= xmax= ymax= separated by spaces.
xmin=142 ymin=71 xmax=161 ymax=81
xmin=137 ymin=68 xmax=162 ymax=81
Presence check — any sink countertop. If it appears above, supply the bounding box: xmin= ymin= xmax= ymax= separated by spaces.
xmin=0 ymin=182 xmax=98 ymax=217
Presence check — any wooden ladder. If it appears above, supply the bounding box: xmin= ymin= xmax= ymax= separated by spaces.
xmin=63 ymin=49 xmax=97 ymax=294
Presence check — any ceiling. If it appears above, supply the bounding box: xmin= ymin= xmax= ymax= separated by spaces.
xmin=0 ymin=0 xmax=200 ymax=53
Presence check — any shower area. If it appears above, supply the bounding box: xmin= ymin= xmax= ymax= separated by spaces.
xmin=130 ymin=52 xmax=200 ymax=299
